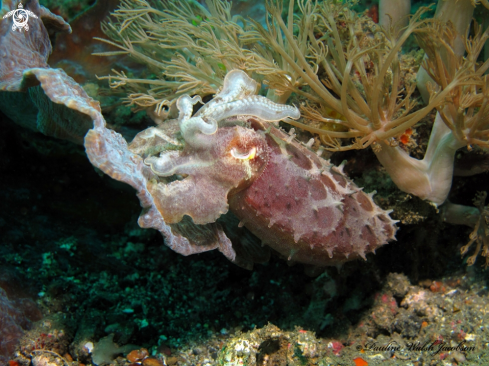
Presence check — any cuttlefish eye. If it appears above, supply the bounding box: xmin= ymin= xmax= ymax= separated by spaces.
xmin=230 ymin=147 xmax=257 ymax=160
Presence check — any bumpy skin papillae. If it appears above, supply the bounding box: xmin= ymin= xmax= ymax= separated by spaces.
xmin=230 ymin=126 xmax=398 ymax=266
xmin=142 ymin=70 xmax=397 ymax=266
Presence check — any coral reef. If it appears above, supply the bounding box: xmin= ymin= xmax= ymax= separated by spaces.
xmin=2 ymin=0 xmax=489 ymax=364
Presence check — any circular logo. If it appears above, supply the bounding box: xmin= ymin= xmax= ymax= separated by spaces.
xmin=2 ymin=2 xmax=38 ymax=32
xmin=12 ymin=8 xmax=29 ymax=29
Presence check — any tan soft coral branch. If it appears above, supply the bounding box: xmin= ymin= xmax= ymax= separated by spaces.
xmin=254 ymin=2 xmax=450 ymax=149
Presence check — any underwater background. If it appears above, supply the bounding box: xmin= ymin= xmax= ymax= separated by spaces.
xmin=1 ymin=0 xmax=489 ymax=365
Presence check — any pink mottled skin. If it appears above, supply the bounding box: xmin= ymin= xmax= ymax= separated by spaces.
xmin=229 ymin=123 xmax=397 ymax=266
xmin=137 ymin=115 xmax=397 ymax=267
xmin=85 ymin=70 xmax=397 ymax=268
